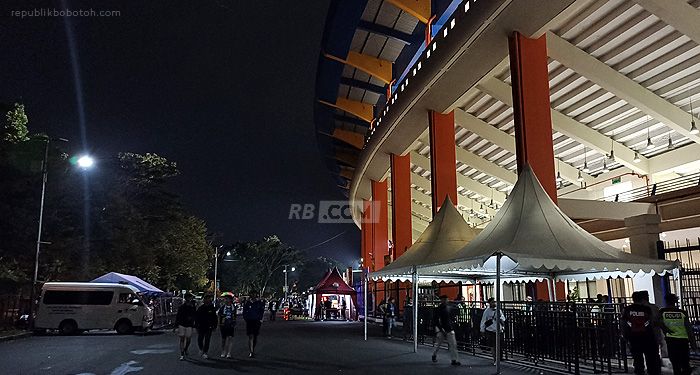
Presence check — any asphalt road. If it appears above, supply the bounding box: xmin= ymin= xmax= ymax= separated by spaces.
xmin=1 ymin=320 xmax=552 ymax=375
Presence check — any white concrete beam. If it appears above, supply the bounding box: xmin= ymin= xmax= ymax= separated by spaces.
xmin=478 ymin=76 xmax=650 ymax=174
xmin=632 ymin=0 xmax=700 ymax=47
xmin=648 ymin=143 xmax=700 ymax=175
xmin=547 ymin=31 xmax=700 ymax=145
xmin=454 ymin=108 xmax=594 ymax=185
xmin=411 ymin=151 xmax=508 ymax=205
xmin=558 ymin=198 xmax=654 ymax=220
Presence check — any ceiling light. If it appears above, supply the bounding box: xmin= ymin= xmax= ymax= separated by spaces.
xmin=690 ymin=119 xmax=699 ymax=135
xmin=602 ymin=160 xmax=609 ymax=173
xmin=577 ymin=170 xmax=583 ymax=182
xmin=556 ymin=171 xmax=563 ymax=182
xmin=582 ymin=162 xmax=589 ymax=173
xmin=668 ymin=136 xmax=674 ymax=150
xmin=633 ymin=151 xmax=641 ymax=163
xmin=646 ymin=136 xmax=654 ymax=150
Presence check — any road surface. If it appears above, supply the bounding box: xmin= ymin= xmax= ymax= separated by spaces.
xmin=2 ymin=320 xmax=552 ymax=374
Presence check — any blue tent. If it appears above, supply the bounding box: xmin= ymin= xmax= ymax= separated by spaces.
xmin=92 ymin=272 xmax=165 ymax=296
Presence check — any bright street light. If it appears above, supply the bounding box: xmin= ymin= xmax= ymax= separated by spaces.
xmin=77 ymin=155 xmax=95 ymax=169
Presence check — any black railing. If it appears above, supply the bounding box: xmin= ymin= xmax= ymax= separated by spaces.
xmin=600 ymin=171 xmax=700 ymax=202
xmin=412 ymin=301 xmax=628 ymax=375
xmin=0 ymin=294 xmax=30 ymax=330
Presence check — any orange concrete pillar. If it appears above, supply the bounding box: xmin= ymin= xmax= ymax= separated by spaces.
xmin=372 ymin=180 xmax=389 ymax=271
xmin=428 ymin=110 xmax=458 ymax=215
xmin=509 ymin=32 xmax=557 ymax=203
xmin=361 ymin=199 xmax=374 ymax=270
xmin=390 ymin=154 xmax=412 ymax=260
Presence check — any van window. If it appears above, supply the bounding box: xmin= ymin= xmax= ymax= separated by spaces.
xmin=118 ymin=293 xmax=137 ymax=304
xmin=43 ymin=290 xmax=114 ymax=305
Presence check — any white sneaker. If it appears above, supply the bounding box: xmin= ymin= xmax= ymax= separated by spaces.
xmin=226 ymin=354 xmax=232 ymax=359
xmin=202 ymin=353 xmax=208 ymax=359
xmin=179 ymin=355 xmax=184 ymax=361
xmin=220 ymin=353 xmax=226 ymax=358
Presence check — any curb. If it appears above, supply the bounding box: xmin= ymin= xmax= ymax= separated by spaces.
xmin=0 ymin=331 xmax=32 ymax=342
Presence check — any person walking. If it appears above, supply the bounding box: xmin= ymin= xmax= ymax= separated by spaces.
xmin=621 ymin=291 xmax=662 ymax=375
xmin=384 ymin=298 xmax=397 ymax=338
xmin=175 ymin=293 xmax=197 ymax=361
xmin=268 ymin=299 xmax=278 ymax=322
xmin=660 ymin=294 xmax=696 ymax=375
xmin=403 ymin=297 xmax=413 ymax=341
xmin=195 ymin=294 xmax=218 ymax=359
xmin=480 ymin=297 xmax=506 ymax=365
xmin=218 ymin=295 xmax=237 ymax=358
xmin=243 ymin=291 xmax=265 ymax=358
xmin=432 ymin=295 xmax=461 ymax=366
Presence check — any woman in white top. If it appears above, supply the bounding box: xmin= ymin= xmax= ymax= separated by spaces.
xmin=480 ymin=297 xmax=506 ymax=364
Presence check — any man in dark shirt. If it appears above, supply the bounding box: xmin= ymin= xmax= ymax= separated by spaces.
xmin=431 ymin=295 xmax=460 ymax=366
xmin=243 ymin=291 xmax=265 ymax=358
xmin=621 ymin=291 xmax=661 ymax=375
xmin=384 ymin=298 xmax=397 ymax=338
xmin=175 ymin=293 xmax=197 ymax=360
xmin=218 ymin=295 xmax=237 ymax=358
xmin=660 ymin=294 xmax=696 ymax=375
xmin=195 ymin=294 xmax=217 ymax=359
xmin=268 ymin=299 xmax=278 ymax=321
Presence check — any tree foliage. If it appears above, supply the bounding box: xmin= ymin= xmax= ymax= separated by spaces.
xmin=0 ymin=109 xmax=211 ymax=293
xmin=219 ymin=236 xmax=304 ymax=297
xmin=1 ymin=103 xmax=29 ymax=144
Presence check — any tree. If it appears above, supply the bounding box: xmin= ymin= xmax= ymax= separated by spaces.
xmin=1 ymin=103 xmax=29 ymax=144
xmin=221 ymin=236 xmax=303 ymax=297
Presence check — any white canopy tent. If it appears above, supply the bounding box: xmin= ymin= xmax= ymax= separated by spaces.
xmin=418 ymin=165 xmax=678 ymax=372
xmin=368 ymin=166 xmax=678 ymax=372
xmin=368 ymin=196 xmax=480 ymax=352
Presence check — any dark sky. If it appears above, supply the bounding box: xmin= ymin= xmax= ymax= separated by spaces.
xmin=1 ymin=1 xmax=360 ymax=266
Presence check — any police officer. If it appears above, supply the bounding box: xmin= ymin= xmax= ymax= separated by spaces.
xmin=621 ymin=291 xmax=661 ymax=375
xmin=660 ymin=294 xmax=697 ymax=375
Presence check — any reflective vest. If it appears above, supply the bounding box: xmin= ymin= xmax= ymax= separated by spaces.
xmin=661 ymin=309 xmax=689 ymax=339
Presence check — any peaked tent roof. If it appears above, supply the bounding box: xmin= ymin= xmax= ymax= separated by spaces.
xmin=92 ymin=272 xmax=165 ymax=295
xmin=421 ymin=165 xmax=676 ymax=280
xmin=371 ymin=196 xmax=480 ymax=279
xmin=313 ymin=267 xmax=356 ymax=295
xmin=312 ymin=269 xmax=332 ymax=292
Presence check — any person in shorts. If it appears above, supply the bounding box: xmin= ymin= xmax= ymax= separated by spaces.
xmin=175 ymin=293 xmax=197 ymax=360
xmin=218 ymin=295 xmax=237 ymax=358
xmin=243 ymin=291 xmax=265 ymax=358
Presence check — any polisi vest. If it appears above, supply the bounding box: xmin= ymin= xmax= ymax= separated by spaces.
xmin=662 ymin=309 xmax=689 ymax=339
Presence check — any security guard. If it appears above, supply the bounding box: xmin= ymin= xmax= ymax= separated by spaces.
xmin=660 ymin=294 xmax=697 ymax=375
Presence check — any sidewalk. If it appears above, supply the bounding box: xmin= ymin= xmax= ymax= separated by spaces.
xmin=0 ymin=329 xmax=32 ymax=342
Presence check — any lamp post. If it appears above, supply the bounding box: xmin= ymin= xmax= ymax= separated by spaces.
xmin=213 ymin=246 xmax=236 ymax=298
xmin=283 ymin=265 xmax=295 ymax=303
xmin=30 ymin=137 xmax=90 ymax=328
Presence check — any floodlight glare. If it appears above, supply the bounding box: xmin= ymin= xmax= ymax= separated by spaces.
xmin=77 ymin=155 xmax=94 ymax=169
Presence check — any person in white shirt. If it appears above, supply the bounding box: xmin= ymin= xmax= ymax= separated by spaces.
xmin=480 ymin=297 xmax=506 ymax=364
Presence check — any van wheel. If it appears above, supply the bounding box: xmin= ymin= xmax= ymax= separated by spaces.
xmin=115 ymin=319 xmax=133 ymax=335
xmin=58 ymin=320 xmax=78 ymax=335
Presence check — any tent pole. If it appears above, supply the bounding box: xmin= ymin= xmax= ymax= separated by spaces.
xmin=496 ymin=253 xmax=502 ymax=375
xmin=364 ymin=269 xmax=368 ymax=341
xmin=547 ymin=277 xmax=554 ymax=302
xmin=412 ymin=266 xmax=419 ymax=353
xmin=675 ymin=268 xmax=683 ymax=309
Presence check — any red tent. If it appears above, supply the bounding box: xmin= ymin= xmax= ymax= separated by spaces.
xmin=310 ymin=268 xmax=357 ymax=320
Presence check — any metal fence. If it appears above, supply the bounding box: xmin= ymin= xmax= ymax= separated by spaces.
xmin=413 ymin=301 xmax=628 ymax=374
xmin=149 ymin=296 xmax=183 ymax=330
xmin=0 ymin=294 xmax=30 ymax=330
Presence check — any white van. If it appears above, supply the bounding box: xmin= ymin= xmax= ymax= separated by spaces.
xmin=35 ymin=282 xmax=154 ymax=335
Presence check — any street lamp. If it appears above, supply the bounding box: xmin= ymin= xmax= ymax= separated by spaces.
xmin=213 ymin=246 xmax=236 ymax=297
xmin=31 ymin=137 xmax=93 ymax=328
xmin=283 ymin=265 xmax=296 ymax=303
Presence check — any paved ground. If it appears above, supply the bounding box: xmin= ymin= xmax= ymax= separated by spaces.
xmin=1 ymin=320 xmax=555 ymax=375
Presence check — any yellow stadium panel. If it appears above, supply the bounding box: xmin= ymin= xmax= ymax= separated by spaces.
xmin=386 ymin=0 xmax=431 ymax=24
xmin=324 ymin=52 xmax=392 ymax=84
xmin=319 ymin=98 xmax=374 ymax=123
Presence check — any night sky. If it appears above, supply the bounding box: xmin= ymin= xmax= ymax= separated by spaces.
xmin=0 ymin=1 xmax=360 ymax=266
